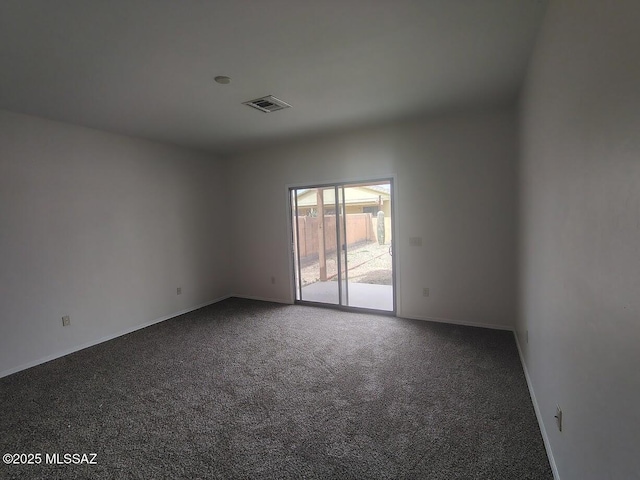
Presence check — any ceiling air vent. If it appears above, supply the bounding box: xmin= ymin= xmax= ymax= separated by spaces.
xmin=243 ymin=95 xmax=291 ymax=113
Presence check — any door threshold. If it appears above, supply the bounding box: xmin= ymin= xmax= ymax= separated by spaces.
xmin=295 ymin=300 xmax=396 ymax=317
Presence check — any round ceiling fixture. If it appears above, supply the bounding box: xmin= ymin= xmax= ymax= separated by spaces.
xmin=214 ymin=76 xmax=231 ymax=85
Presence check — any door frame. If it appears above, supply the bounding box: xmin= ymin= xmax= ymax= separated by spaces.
xmin=287 ymin=176 xmax=398 ymax=315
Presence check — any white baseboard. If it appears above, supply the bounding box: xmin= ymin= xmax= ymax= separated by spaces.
xmin=230 ymin=294 xmax=294 ymax=305
xmin=399 ymin=312 xmax=514 ymax=331
xmin=514 ymin=331 xmax=560 ymax=480
xmin=230 ymin=298 xmax=512 ymax=332
xmin=0 ymin=295 xmax=231 ymax=379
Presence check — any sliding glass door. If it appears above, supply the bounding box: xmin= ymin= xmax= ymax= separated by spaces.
xmin=290 ymin=179 xmax=394 ymax=313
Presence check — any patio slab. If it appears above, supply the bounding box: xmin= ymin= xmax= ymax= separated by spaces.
xmin=300 ymin=282 xmax=393 ymax=312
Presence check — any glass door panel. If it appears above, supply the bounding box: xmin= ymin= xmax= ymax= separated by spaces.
xmin=342 ymin=183 xmax=393 ymax=311
xmin=292 ymin=187 xmax=339 ymax=305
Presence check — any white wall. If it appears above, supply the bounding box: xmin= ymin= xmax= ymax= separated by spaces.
xmin=227 ymin=109 xmax=518 ymax=329
xmin=0 ymin=110 xmax=230 ymax=376
xmin=518 ymin=1 xmax=640 ymax=479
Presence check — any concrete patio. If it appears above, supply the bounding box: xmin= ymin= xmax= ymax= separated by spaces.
xmin=300 ymin=281 xmax=394 ymax=312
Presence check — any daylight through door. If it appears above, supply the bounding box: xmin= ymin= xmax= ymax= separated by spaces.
xmin=290 ymin=180 xmax=394 ymax=312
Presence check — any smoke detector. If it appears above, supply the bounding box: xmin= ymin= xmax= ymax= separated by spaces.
xmin=243 ymin=95 xmax=291 ymax=113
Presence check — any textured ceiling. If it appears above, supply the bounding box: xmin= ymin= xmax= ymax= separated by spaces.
xmin=0 ymin=0 xmax=548 ymax=154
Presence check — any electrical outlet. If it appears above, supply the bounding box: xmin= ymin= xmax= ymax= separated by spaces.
xmin=555 ymin=405 xmax=563 ymax=432
xmin=271 ymin=276 xmax=276 ymax=284
xmin=423 ymin=287 xmax=430 ymax=297
xmin=177 ymin=287 xmax=182 ymax=295
xmin=62 ymin=315 xmax=70 ymax=327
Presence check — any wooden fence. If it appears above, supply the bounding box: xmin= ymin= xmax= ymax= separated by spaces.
xmin=293 ymin=213 xmax=376 ymax=259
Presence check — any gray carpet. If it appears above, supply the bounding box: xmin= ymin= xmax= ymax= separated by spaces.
xmin=0 ymin=298 xmax=552 ymax=479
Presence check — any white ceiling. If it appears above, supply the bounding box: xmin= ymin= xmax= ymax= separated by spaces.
xmin=0 ymin=0 xmax=548 ymax=154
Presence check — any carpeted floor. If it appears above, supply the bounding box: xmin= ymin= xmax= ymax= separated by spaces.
xmin=0 ymin=298 xmax=552 ymax=479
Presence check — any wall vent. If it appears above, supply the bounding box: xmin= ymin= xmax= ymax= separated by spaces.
xmin=243 ymin=95 xmax=291 ymax=113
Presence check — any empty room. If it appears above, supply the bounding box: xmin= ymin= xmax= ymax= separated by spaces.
xmin=1 ymin=1 xmax=638 ymax=479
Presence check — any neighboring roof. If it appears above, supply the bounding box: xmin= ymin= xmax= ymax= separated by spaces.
xmin=295 ymin=185 xmax=390 ymax=207
xmin=367 ymin=184 xmax=391 ymax=194
xmin=295 ymin=184 xmax=389 ymax=196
